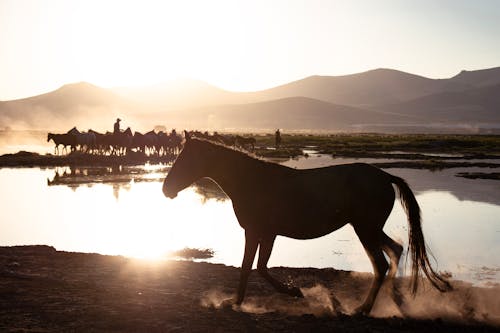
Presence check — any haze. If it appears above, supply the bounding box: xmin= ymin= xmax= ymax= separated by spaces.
xmin=1 ymin=0 xmax=500 ymax=101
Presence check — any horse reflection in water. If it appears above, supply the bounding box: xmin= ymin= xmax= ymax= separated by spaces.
xmin=162 ymin=132 xmax=451 ymax=315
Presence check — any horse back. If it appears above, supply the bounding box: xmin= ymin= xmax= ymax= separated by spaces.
xmin=232 ymin=163 xmax=394 ymax=239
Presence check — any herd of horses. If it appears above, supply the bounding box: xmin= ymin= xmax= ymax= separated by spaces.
xmin=47 ymin=127 xmax=257 ymax=156
xmin=47 ymin=127 xmax=183 ymax=156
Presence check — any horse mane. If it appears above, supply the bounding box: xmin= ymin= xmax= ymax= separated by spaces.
xmin=190 ymin=137 xmax=282 ymax=169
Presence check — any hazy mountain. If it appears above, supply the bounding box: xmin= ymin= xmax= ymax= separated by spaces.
xmin=114 ymin=67 xmax=500 ymax=110
xmin=158 ymin=97 xmax=418 ymax=131
xmin=0 ymin=82 xmax=137 ymax=130
xmin=247 ymin=69 xmax=443 ymax=107
xmin=449 ymin=67 xmax=500 ymax=88
xmin=1 ymin=66 xmax=499 ymax=132
xmin=113 ymin=79 xmax=244 ymax=110
xmin=378 ymin=83 xmax=500 ymax=123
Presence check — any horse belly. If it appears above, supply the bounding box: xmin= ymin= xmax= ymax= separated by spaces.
xmin=249 ymin=189 xmax=347 ymax=240
xmin=278 ymin=203 xmax=348 ymax=239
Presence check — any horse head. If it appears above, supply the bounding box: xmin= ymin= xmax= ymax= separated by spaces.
xmin=67 ymin=127 xmax=79 ymax=135
xmin=123 ymin=127 xmax=132 ymax=136
xmin=162 ymin=134 xmax=208 ymax=199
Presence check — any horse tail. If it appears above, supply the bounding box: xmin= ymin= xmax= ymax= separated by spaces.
xmin=390 ymin=174 xmax=452 ymax=295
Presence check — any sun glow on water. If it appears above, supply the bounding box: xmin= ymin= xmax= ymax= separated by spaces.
xmin=0 ymin=167 xmax=241 ymax=262
xmin=76 ymin=182 xmax=241 ymax=261
xmin=1 ymin=165 xmax=499 ymax=284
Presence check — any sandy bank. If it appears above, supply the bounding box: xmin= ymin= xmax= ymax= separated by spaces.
xmin=0 ymin=246 xmax=499 ymax=332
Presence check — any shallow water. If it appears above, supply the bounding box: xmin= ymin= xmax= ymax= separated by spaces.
xmin=0 ymin=154 xmax=499 ymax=286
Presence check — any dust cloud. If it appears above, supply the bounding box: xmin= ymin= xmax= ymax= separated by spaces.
xmin=201 ymin=284 xmax=340 ymax=317
xmin=200 ymin=280 xmax=500 ymax=326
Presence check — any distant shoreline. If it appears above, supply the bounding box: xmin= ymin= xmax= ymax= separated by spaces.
xmin=0 ymin=150 xmax=176 ymax=168
xmin=1 ymin=133 xmax=500 ymax=172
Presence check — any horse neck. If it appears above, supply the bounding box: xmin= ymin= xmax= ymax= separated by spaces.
xmin=202 ymin=146 xmax=262 ymax=200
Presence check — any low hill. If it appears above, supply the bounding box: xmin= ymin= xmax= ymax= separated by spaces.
xmin=0 ymin=82 xmax=135 ymax=130
xmin=378 ymin=83 xmax=500 ymax=123
xmin=113 ymin=79 xmax=243 ymax=109
xmin=160 ymin=97 xmax=416 ymax=131
xmin=449 ymin=67 xmax=500 ymax=88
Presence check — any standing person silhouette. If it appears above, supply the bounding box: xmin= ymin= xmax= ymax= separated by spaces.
xmin=275 ymin=129 xmax=281 ymax=149
xmin=113 ymin=118 xmax=121 ymax=134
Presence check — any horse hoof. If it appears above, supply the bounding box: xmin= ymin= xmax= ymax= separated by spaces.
xmin=289 ymin=286 xmax=304 ymax=298
xmin=220 ymin=297 xmax=236 ymax=309
xmin=353 ymin=304 xmax=371 ymax=316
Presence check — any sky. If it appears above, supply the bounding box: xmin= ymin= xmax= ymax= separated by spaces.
xmin=1 ymin=0 xmax=500 ymax=100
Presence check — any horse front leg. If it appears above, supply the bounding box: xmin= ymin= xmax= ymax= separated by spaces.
xmin=257 ymin=235 xmax=303 ymax=298
xmin=235 ymin=231 xmax=259 ymax=305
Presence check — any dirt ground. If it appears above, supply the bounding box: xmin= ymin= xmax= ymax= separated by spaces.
xmin=0 ymin=246 xmax=498 ymax=332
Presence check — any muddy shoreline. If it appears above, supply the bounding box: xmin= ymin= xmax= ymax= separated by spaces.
xmin=2 ymin=150 xmax=500 ymax=172
xmin=1 ymin=246 xmax=498 ymax=332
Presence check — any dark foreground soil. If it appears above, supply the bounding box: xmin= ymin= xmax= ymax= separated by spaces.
xmin=1 ymin=246 xmax=499 ymax=332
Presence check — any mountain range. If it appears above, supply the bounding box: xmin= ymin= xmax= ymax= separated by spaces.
xmin=1 ymin=67 xmax=499 ymax=133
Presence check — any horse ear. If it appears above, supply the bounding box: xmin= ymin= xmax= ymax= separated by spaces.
xmin=184 ymin=130 xmax=191 ymax=142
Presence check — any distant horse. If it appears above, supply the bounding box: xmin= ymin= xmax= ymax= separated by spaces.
xmin=47 ymin=132 xmax=76 ymax=154
xmin=88 ymin=129 xmax=107 ymax=155
xmin=105 ymin=127 xmax=133 ymax=155
xmin=162 ymin=133 xmax=451 ymax=315
xmin=235 ymin=135 xmax=256 ymax=151
xmin=67 ymin=127 xmax=96 ymax=153
xmin=168 ymin=130 xmax=183 ymax=154
xmin=115 ymin=127 xmax=133 ymax=155
xmin=144 ymin=130 xmax=159 ymax=155
xmin=131 ymin=131 xmax=156 ymax=155
xmin=157 ymin=131 xmax=170 ymax=156
xmin=156 ymin=130 xmax=182 ymax=156
xmin=212 ymin=132 xmax=236 ymax=146
xmin=131 ymin=131 xmax=147 ymax=154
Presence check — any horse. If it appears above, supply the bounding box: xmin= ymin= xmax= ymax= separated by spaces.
xmin=88 ymin=129 xmax=107 ymax=155
xmin=47 ymin=132 xmax=76 ymax=154
xmin=168 ymin=130 xmax=183 ymax=155
xmin=162 ymin=133 xmax=451 ymax=315
xmin=131 ymin=131 xmax=147 ymax=154
xmin=105 ymin=127 xmax=133 ymax=155
xmin=144 ymin=130 xmax=159 ymax=155
xmin=115 ymin=127 xmax=133 ymax=155
xmin=212 ymin=132 xmax=236 ymax=146
xmin=67 ymin=127 xmax=96 ymax=153
xmin=235 ymin=135 xmax=256 ymax=151
xmin=156 ymin=131 xmax=172 ymax=156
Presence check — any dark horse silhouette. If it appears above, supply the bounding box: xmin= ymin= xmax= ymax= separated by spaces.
xmin=162 ymin=133 xmax=451 ymax=315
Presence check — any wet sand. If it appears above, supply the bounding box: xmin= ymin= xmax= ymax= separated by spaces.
xmin=1 ymin=246 xmax=498 ymax=332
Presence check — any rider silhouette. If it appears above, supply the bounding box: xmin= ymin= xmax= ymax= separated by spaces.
xmin=114 ymin=118 xmax=121 ymax=134
xmin=275 ymin=129 xmax=281 ymax=148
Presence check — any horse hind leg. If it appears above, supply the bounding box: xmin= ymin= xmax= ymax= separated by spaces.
xmin=354 ymin=228 xmax=389 ymax=315
xmin=256 ymin=235 xmax=303 ymax=298
xmin=381 ymin=233 xmax=404 ymax=308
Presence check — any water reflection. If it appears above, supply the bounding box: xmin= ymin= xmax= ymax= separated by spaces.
xmin=1 ymin=156 xmax=499 ymax=286
xmin=47 ymin=166 xmax=228 ymax=202
xmin=48 ymin=166 xmax=131 ymax=199
xmin=47 ymin=165 xmax=168 ymax=187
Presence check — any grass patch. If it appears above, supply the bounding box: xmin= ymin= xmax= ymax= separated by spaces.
xmin=168 ymin=247 xmax=215 ymax=260
xmin=251 ymin=133 xmax=500 ymax=159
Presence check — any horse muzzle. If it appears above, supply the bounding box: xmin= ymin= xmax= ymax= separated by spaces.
xmin=162 ymin=183 xmax=178 ymax=199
